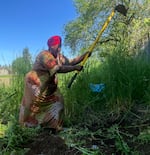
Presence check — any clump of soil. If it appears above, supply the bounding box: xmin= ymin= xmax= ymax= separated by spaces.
xmin=24 ymin=130 xmax=81 ymax=155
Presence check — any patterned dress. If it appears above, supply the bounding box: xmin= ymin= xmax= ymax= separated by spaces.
xmin=19 ymin=50 xmax=64 ymax=131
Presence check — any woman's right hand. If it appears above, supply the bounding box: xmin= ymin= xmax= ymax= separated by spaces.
xmin=75 ymin=65 xmax=83 ymax=71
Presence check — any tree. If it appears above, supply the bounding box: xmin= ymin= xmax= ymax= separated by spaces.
xmin=63 ymin=0 xmax=150 ymax=57
xmin=12 ymin=48 xmax=32 ymax=75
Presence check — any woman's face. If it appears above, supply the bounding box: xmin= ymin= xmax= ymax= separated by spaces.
xmin=50 ymin=44 xmax=61 ymax=58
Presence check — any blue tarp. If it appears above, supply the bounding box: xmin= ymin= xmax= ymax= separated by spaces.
xmin=89 ymin=83 xmax=105 ymax=93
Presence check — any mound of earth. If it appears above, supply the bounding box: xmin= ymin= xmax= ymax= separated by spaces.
xmin=24 ymin=130 xmax=81 ymax=155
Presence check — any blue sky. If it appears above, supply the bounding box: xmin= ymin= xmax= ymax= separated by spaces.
xmin=0 ymin=0 xmax=77 ymax=66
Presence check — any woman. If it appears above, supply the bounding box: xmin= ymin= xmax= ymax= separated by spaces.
xmin=19 ymin=35 xmax=89 ymax=132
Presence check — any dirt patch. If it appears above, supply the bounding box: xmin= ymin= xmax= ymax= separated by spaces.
xmin=23 ymin=130 xmax=81 ymax=155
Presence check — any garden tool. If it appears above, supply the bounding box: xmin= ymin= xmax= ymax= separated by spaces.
xmin=68 ymin=4 xmax=127 ymax=88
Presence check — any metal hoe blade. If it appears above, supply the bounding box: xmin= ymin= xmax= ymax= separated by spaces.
xmin=115 ymin=4 xmax=127 ymax=16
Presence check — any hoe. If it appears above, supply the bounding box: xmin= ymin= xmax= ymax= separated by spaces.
xmin=68 ymin=4 xmax=128 ymax=88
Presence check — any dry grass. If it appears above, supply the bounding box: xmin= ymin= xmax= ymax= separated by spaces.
xmin=0 ymin=76 xmax=12 ymax=87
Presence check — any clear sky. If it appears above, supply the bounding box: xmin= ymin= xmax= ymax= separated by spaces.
xmin=0 ymin=0 xmax=77 ymax=66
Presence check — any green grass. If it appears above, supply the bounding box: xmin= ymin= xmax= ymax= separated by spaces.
xmin=0 ymin=75 xmax=13 ymax=78
xmin=0 ymin=123 xmax=8 ymax=138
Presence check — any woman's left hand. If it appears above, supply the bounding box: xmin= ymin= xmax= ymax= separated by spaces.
xmin=85 ymin=51 xmax=92 ymax=57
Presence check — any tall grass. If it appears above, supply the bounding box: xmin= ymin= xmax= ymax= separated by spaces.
xmin=0 ymin=75 xmax=24 ymax=123
xmin=60 ymin=47 xmax=150 ymax=124
xmin=101 ymin=50 xmax=150 ymax=113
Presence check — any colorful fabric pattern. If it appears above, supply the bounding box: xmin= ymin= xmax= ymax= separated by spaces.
xmin=19 ymin=50 xmax=64 ymax=131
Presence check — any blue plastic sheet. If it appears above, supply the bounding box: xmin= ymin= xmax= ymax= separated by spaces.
xmin=89 ymin=83 xmax=105 ymax=93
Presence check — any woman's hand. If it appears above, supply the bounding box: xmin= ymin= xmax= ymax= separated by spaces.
xmin=85 ymin=51 xmax=92 ymax=57
xmin=75 ymin=65 xmax=83 ymax=71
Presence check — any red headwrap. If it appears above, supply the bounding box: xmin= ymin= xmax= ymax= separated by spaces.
xmin=47 ymin=35 xmax=61 ymax=48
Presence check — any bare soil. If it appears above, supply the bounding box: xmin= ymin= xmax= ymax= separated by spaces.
xmin=23 ymin=130 xmax=81 ymax=155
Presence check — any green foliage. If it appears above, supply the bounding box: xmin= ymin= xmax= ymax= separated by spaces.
xmin=59 ymin=123 xmax=148 ymax=155
xmin=64 ymin=0 xmax=116 ymax=53
xmin=61 ymin=45 xmax=150 ymax=123
xmin=0 ymin=75 xmax=24 ymax=123
xmin=138 ymin=127 xmax=150 ymax=143
xmin=59 ymin=127 xmax=102 ymax=155
xmin=99 ymin=47 xmax=150 ymax=113
xmin=64 ymin=0 xmax=150 ymax=58
xmin=0 ymin=123 xmax=7 ymax=138
xmin=12 ymin=48 xmax=32 ymax=75
xmin=144 ymin=18 xmax=150 ymax=26
xmin=0 ymin=116 xmax=38 ymax=155
xmin=59 ymin=59 xmax=107 ymax=125
xmin=108 ymin=125 xmax=130 ymax=154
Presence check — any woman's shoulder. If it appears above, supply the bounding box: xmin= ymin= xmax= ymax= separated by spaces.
xmin=37 ymin=50 xmax=54 ymax=58
xmin=40 ymin=50 xmax=51 ymax=55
